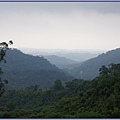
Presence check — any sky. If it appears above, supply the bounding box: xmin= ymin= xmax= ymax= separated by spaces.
xmin=0 ymin=2 xmax=120 ymax=51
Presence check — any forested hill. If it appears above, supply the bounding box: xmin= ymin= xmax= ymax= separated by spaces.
xmin=0 ymin=63 xmax=120 ymax=118
xmin=0 ymin=49 xmax=74 ymax=90
xmin=66 ymin=48 xmax=120 ymax=80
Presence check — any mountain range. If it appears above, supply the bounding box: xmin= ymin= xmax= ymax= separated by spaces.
xmin=0 ymin=48 xmax=120 ymax=90
xmin=64 ymin=48 xmax=120 ymax=80
xmin=44 ymin=55 xmax=79 ymax=69
xmin=20 ymin=48 xmax=102 ymax=61
xmin=0 ymin=49 xmax=74 ymax=90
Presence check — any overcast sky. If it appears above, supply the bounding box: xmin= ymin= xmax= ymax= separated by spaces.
xmin=0 ymin=2 xmax=120 ymax=51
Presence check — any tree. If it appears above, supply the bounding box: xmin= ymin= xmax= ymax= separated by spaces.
xmin=52 ymin=80 xmax=64 ymax=91
xmin=99 ymin=63 xmax=120 ymax=75
xmin=108 ymin=63 xmax=120 ymax=73
xmin=0 ymin=40 xmax=13 ymax=96
xmin=99 ymin=65 xmax=110 ymax=75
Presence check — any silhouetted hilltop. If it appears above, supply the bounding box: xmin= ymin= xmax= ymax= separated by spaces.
xmin=65 ymin=48 xmax=120 ymax=80
xmin=44 ymin=55 xmax=79 ymax=69
xmin=0 ymin=49 xmax=74 ymax=89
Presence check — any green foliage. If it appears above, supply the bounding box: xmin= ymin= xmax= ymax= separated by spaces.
xmin=0 ymin=63 xmax=120 ymax=118
xmin=0 ymin=40 xmax=13 ymax=96
xmin=99 ymin=65 xmax=109 ymax=75
xmin=51 ymin=79 xmax=64 ymax=91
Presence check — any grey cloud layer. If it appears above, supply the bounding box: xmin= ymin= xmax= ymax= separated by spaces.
xmin=0 ymin=2 xmax=120 ymax=50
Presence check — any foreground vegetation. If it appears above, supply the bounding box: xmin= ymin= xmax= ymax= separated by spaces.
xmin=0 ymin=63 xmax=120 ymax=118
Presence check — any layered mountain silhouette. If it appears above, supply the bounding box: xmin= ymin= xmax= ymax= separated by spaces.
xmin=1 ymin=48 xmax=119 ymax=89
xmin=0 ymin=49 xmax=74 ymax=90
xmin=65 ymin=48 xmax=120 ymax=80
xmin=44 ymin=55 xmax=79 ymax=69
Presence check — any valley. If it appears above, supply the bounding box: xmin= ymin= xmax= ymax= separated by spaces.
xmin=0 ymin=47 xmax=120 ymax=118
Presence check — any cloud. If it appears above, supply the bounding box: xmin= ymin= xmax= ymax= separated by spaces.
xmin=0 ymin=2 xmax=120 ymax=50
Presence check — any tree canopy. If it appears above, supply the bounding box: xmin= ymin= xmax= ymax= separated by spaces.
xmin=0 ymin=40 xmax=13 ymax=96
xmin=0 ymin=63 xmax=120 ymax=118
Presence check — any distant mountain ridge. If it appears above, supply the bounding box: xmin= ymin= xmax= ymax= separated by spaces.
xmin=44 ymin=55 xmax=79 ymax=69
xmin=0 ymin=49 xmax=74 ymax=90
xmin=65 ymin=48 xmax=120 ymax=80
xmin=20 ymin=48 xmax=102 ymax=62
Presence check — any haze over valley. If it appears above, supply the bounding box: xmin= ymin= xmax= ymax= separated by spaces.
xmin=0 ymin=47 xmax=119 ymax=90
xmin=20 ymin=48 xmax=104 ymax=68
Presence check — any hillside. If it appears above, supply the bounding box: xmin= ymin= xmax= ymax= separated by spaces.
xmin=44 ymin=55 xmax=79 ymax=69
xmin=0 ymin=63 xmax=120 ymax=118
xmin=65 ymin=48 xmax=120 ymax=80
xmin=0 ymin=49 xmax=74 ymax=90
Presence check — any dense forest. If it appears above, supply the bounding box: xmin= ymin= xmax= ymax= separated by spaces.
xmin=0 ymin=63 xmax=120 ymax=118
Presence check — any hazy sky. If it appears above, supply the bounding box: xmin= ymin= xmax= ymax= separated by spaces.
xmin=0 ymin=2 xmax=120 ymax=51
